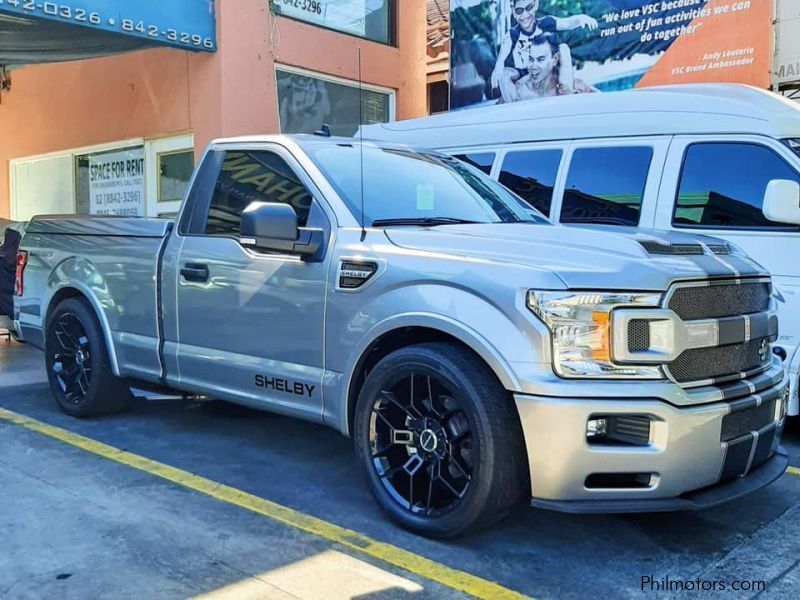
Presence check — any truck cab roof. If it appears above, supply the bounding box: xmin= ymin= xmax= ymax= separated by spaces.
xmin=208 ymin=133 xmax=417 ymax=152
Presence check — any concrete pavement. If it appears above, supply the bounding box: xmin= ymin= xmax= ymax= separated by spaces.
xmin=2 ymin=338 xmax=800 ymax=599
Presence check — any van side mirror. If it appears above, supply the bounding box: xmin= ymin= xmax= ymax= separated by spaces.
xmin=763 ymin=179 xmax=800 ymax=225
xmin=239 ymin=202 xmax=324 ymax=261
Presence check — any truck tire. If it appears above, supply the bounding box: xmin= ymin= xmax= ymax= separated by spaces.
xmin=45 ymin=297 xmax=134 ymax=417
xmin=353 ymin=342 xmax=528 ymax=538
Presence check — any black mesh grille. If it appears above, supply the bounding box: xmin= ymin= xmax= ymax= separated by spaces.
xmin=609 ymin=416 xmax=651 ymax=446
xmin=666 ymin=338 xmax=769 ymax=383
xmin=668 ymin=282 xmax=771 ymax=320
xmin=639 ymin=241 xmax=704 ymax=255
xmin=627 ymin=320 xmax=650 ymax=352
xmin=340 ymin=276 xmax=365 ymax=288
xmin=339 ymin=262 xmax=376 ymax=289
xmin=721 ymin=400 xmax=777 ymax=442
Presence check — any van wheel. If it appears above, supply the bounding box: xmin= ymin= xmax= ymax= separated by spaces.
xmin=45 ymin=298 xmax=134 ymax=417
xmin=353 ymin=342 xmax=528 ymax=538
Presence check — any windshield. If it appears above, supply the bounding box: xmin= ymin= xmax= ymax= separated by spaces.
xmin=301 ymin=142 xmax=549 ymax=226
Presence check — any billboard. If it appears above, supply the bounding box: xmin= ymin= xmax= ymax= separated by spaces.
xmin=450 ymin=0 xmax=772 ymax=110
xmin=776 ymin=0 xmax=800 ymax=86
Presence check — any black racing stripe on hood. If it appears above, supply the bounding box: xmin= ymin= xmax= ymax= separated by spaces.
xmin=687 ymin=253 xmax=766 ymax=279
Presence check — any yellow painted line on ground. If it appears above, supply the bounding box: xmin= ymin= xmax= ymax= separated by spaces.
xmin=0 ymin=407 xmax=529 ymax=600
xmin=787 ymin=466 xmax=800 ymax=477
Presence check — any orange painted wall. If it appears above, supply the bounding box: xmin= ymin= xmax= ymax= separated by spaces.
xmin=0 ymin=0 xmax=427 ymax=218
xmin=637 ymin=0 xmax=772 ymax=89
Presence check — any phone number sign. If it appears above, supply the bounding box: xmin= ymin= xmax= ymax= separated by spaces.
xmin=0 ymin=0 xmax=216 ymax=52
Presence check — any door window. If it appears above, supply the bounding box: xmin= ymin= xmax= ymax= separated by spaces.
xmin=560 ymin=147 xmax=653 ymax=226
xmin=453 ymin=152 xmax=495 ymax=175
xmin=204 ymin=151 xmax=313 ymax=237
xmin=498 ymin=149 xmax=562 ymax=215
xmin=674 ymin=143 xmax=800 ymax=229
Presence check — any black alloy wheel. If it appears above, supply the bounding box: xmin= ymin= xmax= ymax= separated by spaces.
xmin=354 ymin=342 xmax=528 ymax=538
xmin=45 ymin=297 xmax=134 ymax=417
xmin=51 ymin=313 xmax=93 ymax=405
xmin=369 ymin=372 xmax=473 ymax=517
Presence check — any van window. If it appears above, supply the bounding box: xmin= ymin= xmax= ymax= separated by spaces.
xmin=675 ymin=143 xmax=800 ymax=229
xmin=498 ymin=149 xmax=562 ymax=216
xmin=205 ymin=151 xmax=313 ymax=237
xmin=561 ymin=147 xmax=653 ymax=226
xmin=453 ymin=153 xmax=495 ymax=175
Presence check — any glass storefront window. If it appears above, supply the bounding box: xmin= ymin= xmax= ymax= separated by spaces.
xmin=158 ymin=150 xmax=194 ymax=205
xmin=270 ymin=0 xmax=394 ymax=45
xmin=276 ymin=68 xmax=392 ymax=137
xmin=75 ymin=146 xmax=145 ymax=216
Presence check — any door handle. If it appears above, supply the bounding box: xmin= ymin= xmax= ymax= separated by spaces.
xmin=180 ymin=263 xmax=210 ymax=283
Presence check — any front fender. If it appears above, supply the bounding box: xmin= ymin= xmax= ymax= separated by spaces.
xmin=327 ymin=283 xmax=552 ymax=435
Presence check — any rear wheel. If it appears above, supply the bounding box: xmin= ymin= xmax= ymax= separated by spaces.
xmin=353 ymin=342 xmax=528 ymax=538
xmin=45 ymin=298 xmax=134 ymax=417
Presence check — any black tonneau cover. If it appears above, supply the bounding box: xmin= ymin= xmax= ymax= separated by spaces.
xmin=26 ymin=216 xmax=172 ymax=238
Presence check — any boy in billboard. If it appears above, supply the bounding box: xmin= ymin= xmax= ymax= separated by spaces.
xmin=515 ymin=33 xmax=597 ymax=98
xmin=491 ymin=0 xmax=598 ymax=102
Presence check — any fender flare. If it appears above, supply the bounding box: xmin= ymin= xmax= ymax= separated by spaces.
xmin=340 ymin=311 xmax=527 ymax=436
xmin=45 ymin=280 xmax=122 ymax=378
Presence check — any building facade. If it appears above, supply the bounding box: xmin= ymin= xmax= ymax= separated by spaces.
xmin=0 ymin=0 xmax=426 ymax=220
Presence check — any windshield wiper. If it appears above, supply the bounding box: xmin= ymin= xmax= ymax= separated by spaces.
xmin=372 ymin=217 xmax=482 ymax=227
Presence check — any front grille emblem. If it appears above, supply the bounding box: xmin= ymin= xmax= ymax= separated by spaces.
xmin=758 ymin=339 xmax=769 ymax=362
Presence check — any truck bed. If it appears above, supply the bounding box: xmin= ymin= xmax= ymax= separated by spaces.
xmin=18 ymin=216 xmax=173 ymax=381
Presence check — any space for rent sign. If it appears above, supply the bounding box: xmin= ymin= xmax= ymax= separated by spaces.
xmin=450 ymin=0 xmax=772 ymax=110
xmin=89 ymin=149 xmax=145 ymax=217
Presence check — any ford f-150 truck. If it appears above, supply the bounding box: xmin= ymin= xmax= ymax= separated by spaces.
xmin=13 ymin=135 xmax=790 ymax=537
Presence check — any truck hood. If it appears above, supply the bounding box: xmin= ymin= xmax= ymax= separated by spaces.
xmin=383 ymin=223 xmax=766 ymax=291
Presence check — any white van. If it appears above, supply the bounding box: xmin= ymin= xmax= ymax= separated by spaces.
xmin=360 ymin=84 xmax=800 ymax=415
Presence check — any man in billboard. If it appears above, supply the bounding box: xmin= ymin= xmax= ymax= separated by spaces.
xmin=515 ymin=33 xmax=598 ymax=99
xmin=490 ymin=0 xmax=598 ymax=103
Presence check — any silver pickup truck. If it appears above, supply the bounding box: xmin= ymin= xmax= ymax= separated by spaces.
xmin=14 ymin=135 xmax=790 ymax=537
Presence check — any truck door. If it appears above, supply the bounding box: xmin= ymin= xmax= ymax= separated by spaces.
xmin=171 ymin=145 xmax=332 ymax=421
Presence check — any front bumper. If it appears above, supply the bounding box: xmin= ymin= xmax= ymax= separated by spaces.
xmin=532 ymin=447 xmax=788 ymax=513
xmin=514 ymin=379 xmax=789 ymax=512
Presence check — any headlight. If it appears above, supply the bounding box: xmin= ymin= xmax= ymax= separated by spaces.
xmin=527 ymin=290 xmax=664 ymax=379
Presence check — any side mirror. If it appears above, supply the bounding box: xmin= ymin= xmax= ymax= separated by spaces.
xmin=240 ymin=202 xmax=324 ymax=261
xmin=763 ymin=179 xmax=800 ymax=225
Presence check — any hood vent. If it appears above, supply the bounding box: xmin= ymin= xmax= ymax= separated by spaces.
xmin=707 ymin=243 xmax=733 ymax=255
xmin=639 ymin=241 xmax=704 ymax=256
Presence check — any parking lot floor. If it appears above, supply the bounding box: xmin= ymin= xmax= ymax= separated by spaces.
xmin=2 ymin=339 xmax=800 ymax=599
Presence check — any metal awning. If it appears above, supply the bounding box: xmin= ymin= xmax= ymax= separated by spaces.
xmin=0 ymin=0 xmax=216 ymax=68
